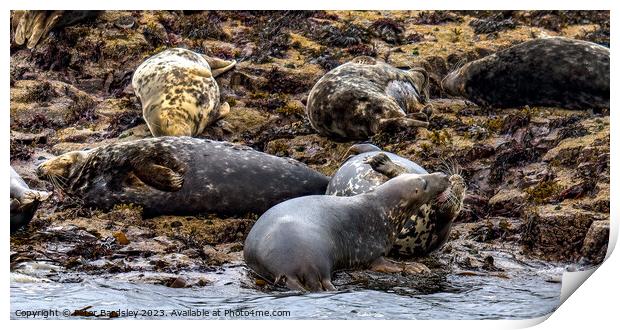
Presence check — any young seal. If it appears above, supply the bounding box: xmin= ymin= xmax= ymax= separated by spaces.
xmin=306 ymin=56 xmax=431 ymax=140
xmin=11 ymin=167 xmax=51 ymax=233
xmin=244 ymin=170 xmax=450 ymax=291
xmin=326 ymin=144 xmax=466 ymax=257
xmin=132 ymin=48 xmax=236 ymax=137
xmin=36 ymin=137 xmax=329 ymax=217
xmin=442 ymin=37 xmax=610 ymax=110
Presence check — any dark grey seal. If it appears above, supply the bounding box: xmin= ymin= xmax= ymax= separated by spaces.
xmin=11 ymin=167 xmax=50 ymax=233
xmin=244 ymin=168 xmax=450 ymax=291
xmin=306 ymin=56 xmax=430 ymax=140
xmin=442 ymin=37 xmax=610 ymax=110
xmin=326 ymin=144 xmax=466 ymax=257
xmin=36 ymin=137 xmax=329 ymax=217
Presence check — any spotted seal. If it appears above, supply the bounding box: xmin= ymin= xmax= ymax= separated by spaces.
xmin=442 ymin=37 xmax=610 ymax=110
xmin=132 ymin=48 xmax=236 ymax=137
xmin=11 ymin=167 xmax=50 ymax=233
xmin=326 ymin=144 xmax=466 ymax=257
xmin=244 ymin=167 xmax=450 ymax=291
xmin=36 ymin=137 xmax=329 ymax=217
xmin=306 ymin=56 xmax=431 ymax=140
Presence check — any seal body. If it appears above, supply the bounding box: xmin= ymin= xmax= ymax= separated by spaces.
xmin=10 ymin=167 xmax=50 ymax=233
xmin=244 ymin=172 xmax=450 ymax=291
xmin=36 ymin=137 xmax=329 ymax=217
xmin=132 ymin=48 xmax=236 ymax=137
xmin=326 ymin=145 xmax=465 ymax=257
xmin=306 ymin=56 xmax=430 ymax=140
xmin=442 ymin=37 xmax=610 ymax=109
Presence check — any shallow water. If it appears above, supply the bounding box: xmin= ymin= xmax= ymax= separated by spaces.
xmin=10 ymin=261 xmax=563 ymax=320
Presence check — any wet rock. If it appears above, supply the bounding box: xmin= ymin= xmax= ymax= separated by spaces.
xmin=522 ymin=204 xmax=608 ymax=261
xmin=580 ymin=220 xmax=609 ymax=265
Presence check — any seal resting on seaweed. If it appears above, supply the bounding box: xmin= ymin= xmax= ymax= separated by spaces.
xmin=306 ymin=56 xmax=431 ymax=140
xmin=441 ymin=37 xmax=609 ymax=110
xmin=244 ymin=156 xmax=450 ymax=291
xmin=36 ymin=137 xmax=329 ymax=217
xmin=132 ymin=48 xmax=236 ymax=137
xmin=327 ymin=144 xmax=466 ymax=257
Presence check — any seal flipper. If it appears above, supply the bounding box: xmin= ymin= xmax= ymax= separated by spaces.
xmin=365 ymin=153 xmax=408 ymax=179
xmin=340 ymin=143 xmax=381 ymax=162
xmin=204 ymin=57 xmax=237 ymax=77
xmin=378 ymin=117 xmax=428 ymax=132
xmin=131 ymin=163 xmax=184 ymax=192
xmin=369 ymin=256 xmax=430 ymax=274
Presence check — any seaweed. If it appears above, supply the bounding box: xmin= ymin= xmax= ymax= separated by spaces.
xmin=369 ymin=18 xmax=404 ymax=45
xmin=319 ymin=21 xmax=369 ymax=47
xmin=414 ymin=11 xmax=464 ymax=25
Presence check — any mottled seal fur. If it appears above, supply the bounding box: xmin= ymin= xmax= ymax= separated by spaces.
xmin=244 ymin=170 xmax=450 ymax=291
xmin=326 ymin=144 xmax=466 ymax=257
xmin=11 ymin=167 xmax=50 ymax=233
xmin=442 ymin=37 xmax=609 ymax=110
xmin=306 ymin=56 xmax=431 ymax=140
xmin=132 ymin=48 xmax=236 ymax=137
xmin=36 ymin=137 xmax=329 ymax=217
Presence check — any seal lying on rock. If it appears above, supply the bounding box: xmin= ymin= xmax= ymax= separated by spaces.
xmin=11 ymin=167 xmax=51 ymax=233
xmin=327 ymin=144 xmax=466 ymax=257
xmin=132 ymin=48 xmax=236 ymax=137
xmin=244 ymin=160 xmax=450 ymax=291
xmin=11 ymin=10 xmax=99 ymax=49
xmin=36 ymin=137 xmax=329 ymax=217
xmin=306 ymin=56 xmax=431 ymax=140
xmin=442 ymin=37 xmax=610 ymax=110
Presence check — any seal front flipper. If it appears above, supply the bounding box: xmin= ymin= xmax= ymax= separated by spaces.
xmin=131 ymin=162 xmax=185 ymax=192
xmin=378 ymin=117 xmax=429 ymax=132
xmin=365 ymin=153 xmax=408 ymax=179
xmin=369 ymin=256 xmax=430 ymax=274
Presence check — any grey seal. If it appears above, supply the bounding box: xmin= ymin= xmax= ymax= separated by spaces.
xmin=442 ymin=37 xmax=609 ymax=110
xmin=36 ymin=137 xmax=329 ymax=217
xmin=11 ymin=167 xmax=50 ymax=233
xmin=326 ymin=144 xmax=466 ymax=257
xmin=132 ymin=48 xmax=236 ymax=137
xmin=306 ymin=56 xmax=431 ymax=140
xmin=244 ymin=167 xmax=450 ymax=291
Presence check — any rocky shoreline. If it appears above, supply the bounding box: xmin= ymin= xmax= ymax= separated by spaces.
xmin=10 ymin=10 xmax=609 ymax=291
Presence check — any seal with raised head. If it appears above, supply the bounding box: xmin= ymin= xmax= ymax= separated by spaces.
xmin=306 ymin=56 xmax=431 ymax=140
xmin=132 ymin=48 xmax=236 ymax=137
xmin=244 ymin=167 xmax=450 ymax=291
xmin=326 ymin=144 xmax=466 ymax=257
xmin=441 ymin=37 xmax=610 ymax=110
xmin=11 ymin=167 xmax=51 ymax=233
xmin=36 ymin=137 xmax=329 ymax=217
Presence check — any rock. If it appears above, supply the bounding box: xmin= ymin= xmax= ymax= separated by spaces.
xmin=522 ymin=204 xmax=608 ymax=261
xmin=113 ymin=232 xmax=130 ymax=245
xmin=580 ymin=220 xmax=609 ymax=265
xmin=166 ymin=277 xmax=187 ymax=289
xmin=488 ymin=189 xmax=527 ymax=216
xmin=10 ymin=80 xmax=97 ymax=131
